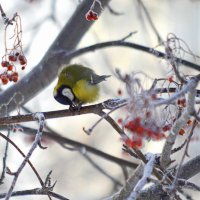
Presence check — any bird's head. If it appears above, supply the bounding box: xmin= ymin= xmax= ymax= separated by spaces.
xmin=53 ymin=85 xmax=75 ymax=106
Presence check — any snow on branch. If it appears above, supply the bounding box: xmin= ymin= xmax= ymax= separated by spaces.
xmin=127 ymin=154 xmax=156 ymax=200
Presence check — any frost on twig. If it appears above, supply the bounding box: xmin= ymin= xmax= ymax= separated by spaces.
xmin=102 ymin=98 xmax=128 ymax=110
xmin=34 ymin=112 xmax=47 ymax=149
xmin=5 ymin=113 xmax=45 ymax=200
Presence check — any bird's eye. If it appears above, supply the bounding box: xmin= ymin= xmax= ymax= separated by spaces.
xmin=62 ymin=88 xmax=74 ymax=101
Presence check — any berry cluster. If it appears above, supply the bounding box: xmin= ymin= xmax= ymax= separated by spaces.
xmin=0 ymin=52 xmax=27 ymax=85
xmin=85 ymin=10 xmax=98 ymax=21
xmin=119 ymin=115 xmax=166 ymax=149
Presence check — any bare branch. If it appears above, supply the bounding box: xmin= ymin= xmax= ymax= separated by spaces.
xmin=82 ymin=153 xmax=123 ymax=186
xmin=0 ymin=129 xmax=10 ymax=184
xmin=0 ymin=189 xmax=69 ymax=200
xmin=137 ymin=0 xmax=163 ymax=43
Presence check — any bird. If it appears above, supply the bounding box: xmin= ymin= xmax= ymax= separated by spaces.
xmin=53 ymin=64 xmax=110 ymax=109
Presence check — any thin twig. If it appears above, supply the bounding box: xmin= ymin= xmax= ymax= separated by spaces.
xmin=0 ymin=189 xmax=69 ymax=200
xmin=0 ymin=128 xmax=10 ymax=184
xmin=5 ymin=113 xmax=45 ymax=200
xmin=107 ymin=4 xmax=124 ymax=15
xmin=171 ymin=138 xmax=188 ymax=154
xmin=137 ymin=0 xmax=163 ymax=43
xmin=0 ymin=131 xmax=44 ymax=186
xmin=172 ymin=116 xmax=198 ymax=191
xmin=82 ymin=153 xmax=123 ymax=186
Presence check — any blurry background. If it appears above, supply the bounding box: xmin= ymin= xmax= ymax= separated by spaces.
xmin=0 ymin=0 xmax=200 ymax=199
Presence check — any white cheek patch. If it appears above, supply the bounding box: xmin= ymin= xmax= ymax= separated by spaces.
xmin=62 ymin=88 xmax=74 ymax=101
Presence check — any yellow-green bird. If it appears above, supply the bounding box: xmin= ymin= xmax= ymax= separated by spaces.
xmin=53 ymin=64 xmax=110 ymax=108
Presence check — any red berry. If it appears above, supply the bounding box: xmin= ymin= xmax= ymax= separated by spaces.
xmin=86 ymin=14 xmax=93 ymax=21
xmin=177 ymin=99 xmax=181 ymax=105
xmin=136 ymin=139 xmax=142 ymax=148
xmin=7 ymin=65 xmax=13 ymax=71
xmin=125 ymin=120 xmax=137 ymax=132
xmin=162 ymin=124 xmax=171 ymax=132
xmin=134 ymin=117 xmax=141 ymax=125
xmin=20 ymin=60 xmax=27 ymax=65
xmin=117 ymin=118 xmax=122 ymax=124
xmin=179 ymin=128 xmax=185 ymax=136
xmin=7 ymin=75 xmax=12 ymax=81
xmin=145 ymin=111 xmax=151 ymax=118
xmin=151 ymin=94 xmax=157 ymax=100
xmin=187 ymin=119 xmax=192 ymax=125
xmin=1 ymin=61 xmax=9 ymax=67
xmin=85 ymin=10 xmax=98 ymax=21
xmin=124 ymin=138 xmax=135 ymax=148
xmin=168 ymin=76 xmax=174 ymax=83
xmin=18 ymin=55 xmax=27 ymax=65
xmin=8 ymin=55 xmax=17 ymax=62
xmin=11 ymin=72 xmax=19 ymax=82
xmin=181 ymin=99 xmax=186 ymax=107
xmin=118 ymin=89 xmax=122 ymax=96
xmin=12 ymin=76 xmax=18 ymax=82
xmin=1 ymin=75 xmax=8 ymax=85
xmin=18 ymin=55 xmax=25 ymax=61
xmin=136 ymin=126 xmax=144 ymax=135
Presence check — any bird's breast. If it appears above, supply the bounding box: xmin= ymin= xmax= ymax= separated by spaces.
xmin=73 ymin=79 xmax=99 ymax=103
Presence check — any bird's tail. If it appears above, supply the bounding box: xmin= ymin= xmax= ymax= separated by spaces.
xmin=90 ymin=75 xmax=111 ymax=85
